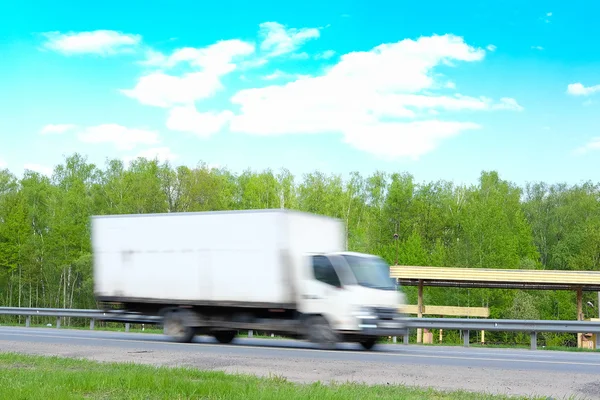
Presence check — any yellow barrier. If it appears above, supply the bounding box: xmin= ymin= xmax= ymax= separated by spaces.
xmin=400 ymin=305 xmax=489 ymax=318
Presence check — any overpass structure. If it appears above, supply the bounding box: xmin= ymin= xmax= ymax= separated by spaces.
xmin=391 ymin=265 xmax=600 ymax=346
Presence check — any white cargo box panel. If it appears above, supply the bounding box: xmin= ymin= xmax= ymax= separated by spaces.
xmin=91 ymin=209 xmax=344 ymax=306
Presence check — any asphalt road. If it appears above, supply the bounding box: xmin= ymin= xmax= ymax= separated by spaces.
xmin=1 ymin=326 xmax=600 ymax=374
xmin=2 ymin=326 xmax=600 ymax=398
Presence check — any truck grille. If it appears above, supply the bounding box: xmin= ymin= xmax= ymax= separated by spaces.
xmin=373 ymin=307 xmax=399 ymax=320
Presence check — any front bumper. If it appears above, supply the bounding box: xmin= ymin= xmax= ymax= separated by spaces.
xmin=353 ymin=307 xmax=408 ymax=336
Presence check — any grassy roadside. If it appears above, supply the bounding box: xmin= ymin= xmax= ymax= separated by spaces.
xmin=0 ymin=352 xmax=543 ymax=399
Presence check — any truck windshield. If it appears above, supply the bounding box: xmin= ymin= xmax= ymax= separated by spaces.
xmin=341 ymin=255 xmax=397 ymax=291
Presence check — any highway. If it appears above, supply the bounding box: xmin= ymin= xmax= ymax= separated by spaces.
xmin=1 ymin=326 xmax=600 ymax=399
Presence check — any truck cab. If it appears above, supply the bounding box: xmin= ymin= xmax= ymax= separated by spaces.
xmin=301 ymin=251 xmax=407 ymax=350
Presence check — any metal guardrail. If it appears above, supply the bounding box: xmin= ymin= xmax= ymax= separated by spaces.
xmin=0 ymin=307 xmax=160 ymax=330
xmin=405 ymin=317 xmax=600 ymax=350
xmin=1 ymin=307 xmax=599 ymax=350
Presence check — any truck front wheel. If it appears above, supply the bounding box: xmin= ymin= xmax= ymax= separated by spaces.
xmin=213 ymin=330 xmax=236 ymax=344
xmin=359 ymin=338 xmax=377 ymax=351
xmin=307 ymin=315 xmax=338 ymax=350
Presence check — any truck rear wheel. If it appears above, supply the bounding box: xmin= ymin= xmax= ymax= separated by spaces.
xmin=213 ymin=330 xmax=236 ymax=344
xmin=163 ymin=310 xmax=196 ymax=343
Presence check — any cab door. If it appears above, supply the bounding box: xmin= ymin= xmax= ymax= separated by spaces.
xmin=301 ymin=254 xmax=349 ymax=330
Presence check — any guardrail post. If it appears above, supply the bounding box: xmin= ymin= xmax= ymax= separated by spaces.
xmin=125 ymin=323 xmax=130 ymax=332
xmin=530 ymin=331 xmax=537 ymax=350
xmin=56 ymin=317 xmax=61 ymax=329
xmin=25 ymin=316 xmax=30 ymax=327
xmin=403 ymin=332 xmax=409 ymax=344
xmin=393 ymin=336 xmax=397 ymax=343
xmin=248 ymin=330 xmax=253 ymax=338
xmin=90 ymin=319 xmax=95 ymax=330
xmin=463 ymin=330 xmax=470 ymax=347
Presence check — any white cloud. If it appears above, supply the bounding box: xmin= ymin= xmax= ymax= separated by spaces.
xmin=547 ymin=12 xmax=553 ymax=17
xmin=486 ymin=45 xmax=497 ymax=52
xmin=77 ymin=124 xmax=160 ymax=150
xmin=141 ymin=39 xmax=254 ymax=71
xmin=24 ymin=163 xmax=53 ymax=176
xmin=531 ymin=45 xmax=544 ymax=51
xmin=315 ymin=50 xmax=336 ymax=59
xmin=262 ymin=69 xmax=309 ymax=81
xmin=494 ymin=97 xmax=524 ymax=111
xmin=239 ymin=58 xmax=269 ymax=69
xmin=42 ymin=30 xmax=141 ymax=56
xmin=290 ymin=52 xmax=310 ymax=60
xmin=258 ymin=22 xmax=320 ymax=57
xmin=124 ymin=39 xmax=255 ymax=108
xmin=40 ymin=124 xmax=77 ymax=135
xmin=138 ymin=49 xmax=168 ymax=66
xmin=121 ymin=71 xmax=223 ymax=108
xmin=343 ymin=120 xmax=481 ymax=160
xmin=567 ymin=83 xmax=600 ymax=96
xmin=166 ymin=106 xmax=233 ymax=137
xmin=228 ymin=34 xmax=519 ymax=159
xmin=123 ymin=22 xmax=322 ymax=109
xmin=263 ymin=70 xmax=289 ymax=80
xmin=574 ymin=138 xmax=600 ymax=155
xmin=124 ymin=147 xmax=179 ymax=164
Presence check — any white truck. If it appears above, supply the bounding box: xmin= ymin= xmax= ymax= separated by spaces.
xmin=91 ymin=209 xmax=407 ymax=350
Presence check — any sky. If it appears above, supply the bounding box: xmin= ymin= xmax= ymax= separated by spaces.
xmin=1 ymin=0 xmax=599 ymax=187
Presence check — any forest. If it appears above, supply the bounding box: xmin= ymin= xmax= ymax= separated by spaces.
xmin=1 ymin=153 xmax=599 ymax=347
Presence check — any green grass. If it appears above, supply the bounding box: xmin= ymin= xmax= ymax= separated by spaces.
xmin=0 ymin=352 xmax=543 ymax=400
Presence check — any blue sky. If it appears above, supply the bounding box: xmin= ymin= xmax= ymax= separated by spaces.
xmin=1 ymin=0 xmax=599 ymax=186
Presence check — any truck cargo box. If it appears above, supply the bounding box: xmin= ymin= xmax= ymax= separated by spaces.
xmin=92 ymin=209 xmax=345 ymax=308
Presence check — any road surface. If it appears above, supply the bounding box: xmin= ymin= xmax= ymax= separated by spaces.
xmin=1 ymin=326 xmax=600 ymax=398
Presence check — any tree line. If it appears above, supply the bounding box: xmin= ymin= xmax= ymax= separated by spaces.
xmin=1 ymin=153 xmax=599 ymax=346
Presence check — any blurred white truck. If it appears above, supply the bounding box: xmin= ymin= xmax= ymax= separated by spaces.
xmin=91 ymin=209 xmax=407 ymax=350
